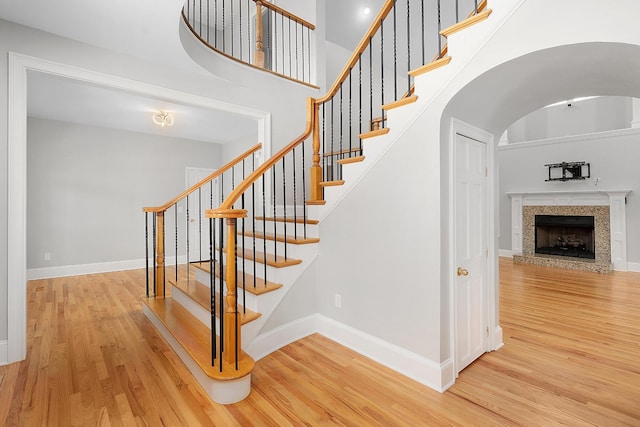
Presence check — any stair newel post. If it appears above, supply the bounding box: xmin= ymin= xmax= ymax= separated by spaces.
xmin=210 ymin=208 xmax=247 ymax=367
xmin=310 ymin=99 xmax=323 ymax=202
xmin=155 ymin=211 xmax=166 ymax=297
xmin=254 ymin=0 xmax=265 ymax=68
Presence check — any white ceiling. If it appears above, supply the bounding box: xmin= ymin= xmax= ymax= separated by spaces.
xmin=0 ymin=0 xmax=257 ymax=144
xmin=326 ymin=0 xmax=386 ymax=51
xmin=26 ymin=72 xmax=257 ymax=144
xmin=0 ymin=0 xmax=381 ymax=143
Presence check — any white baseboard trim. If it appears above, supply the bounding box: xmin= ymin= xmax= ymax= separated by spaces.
xmin=627 ymin=262 xmax=640 ymax=272
xmin=27 ymin=256 xmax=188 ymax=280
xmin=0 ymin=340 xmax=8 ymax=366
xmin=316 ymin=315 xmax=448 ymax=392
xmin=499 ymin=249 xmax=513 ymax=258
xmin=246 ymin=315 xmax=317 ymax=361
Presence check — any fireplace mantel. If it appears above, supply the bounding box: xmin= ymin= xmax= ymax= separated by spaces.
xmin=507 ymin=189 xmax=631 ymax=271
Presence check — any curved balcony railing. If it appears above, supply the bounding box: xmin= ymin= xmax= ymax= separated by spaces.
xmin=183 ymin=0 xmax=317 ymax=87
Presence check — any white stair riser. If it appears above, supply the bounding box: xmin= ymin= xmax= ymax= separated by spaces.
xmin=236 ymin=236 xmax=317 ymax=259
xmin=172 ymin=285 xmax=258 ymax=347
xmin=248 ymin=220 xmax=319 ymax=238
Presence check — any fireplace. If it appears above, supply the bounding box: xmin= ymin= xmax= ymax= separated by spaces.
xmin=507 ymin=190 xmax=631 ymax=272
xmin=534 ymin=215 xmax=595 ymax=259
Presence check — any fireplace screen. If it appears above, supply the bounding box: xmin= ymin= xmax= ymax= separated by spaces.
xmin=535 ymin=215 xmax=595 ymax=259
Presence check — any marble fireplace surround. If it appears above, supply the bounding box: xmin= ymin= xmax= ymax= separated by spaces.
xmin=507 ymin=190 xmax=631 ymax=272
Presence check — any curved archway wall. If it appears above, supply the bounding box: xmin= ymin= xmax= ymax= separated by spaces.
xmin=436 ymin=0 xmax=640 ymax=382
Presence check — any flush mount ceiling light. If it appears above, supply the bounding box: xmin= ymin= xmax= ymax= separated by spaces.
xmin=362 ymin=6 xmax=371 ymax=15
xmin=152 ymin=112 xmax=174 ymax=127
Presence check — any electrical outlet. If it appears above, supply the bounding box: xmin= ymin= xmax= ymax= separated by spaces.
xmin=334 ymin=293 xmax=342 ymax=308
xmin=44 ymin=252 xmax=51 ymax=261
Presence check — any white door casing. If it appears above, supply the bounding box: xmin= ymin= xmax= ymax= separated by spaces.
xmin=454 ymin=132 xmax=488 ymax=374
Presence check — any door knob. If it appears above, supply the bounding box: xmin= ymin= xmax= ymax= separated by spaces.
xmin=457 ymin=267 xmax=469 ymax=276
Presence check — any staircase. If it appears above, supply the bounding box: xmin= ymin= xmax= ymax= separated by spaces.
xmin=143 ymin=0 xmax=493 ymax=404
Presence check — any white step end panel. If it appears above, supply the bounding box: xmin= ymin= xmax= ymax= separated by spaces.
xmin=142 ymin=304 xmax=251 ymax=404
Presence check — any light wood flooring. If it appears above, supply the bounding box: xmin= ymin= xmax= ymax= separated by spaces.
xmin=0 ymin=259 xmax=639 ymax=426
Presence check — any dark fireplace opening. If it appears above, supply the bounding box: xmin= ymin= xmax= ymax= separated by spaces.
xmin=535 ymin=215 xmax=595 ymax=259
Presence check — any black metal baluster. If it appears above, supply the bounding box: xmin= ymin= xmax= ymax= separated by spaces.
xmin=295 ymin=21 xmax=299 ymax=80
xmin=252 ymin=154 xmax=257 ymax=289
xmin=241 ymin=159 xmax=246 ymax=313
xmin=247 ymin=0 xmax=251 ymax=62
xmin=281 ymin=157 xmax=287 ymax=259
xmin=274 ymin=8 xmax=278 ymax=73
xmin=437 ymin=0 xmax=442 ymax=58
xmin=349 ymin=69 xmax=352 ymax=160
xmin=145 ymin=212 xmax=149 ymax=297
xmin=262 ymin=174 xmax=267 ymax=286
xmin=272 ymin=166 xmax=277 ymax=261
xmin=175 ymin=203 xmax=178 ymax=282
xmin=210 ymin=217 xmax=216 ymax=366
xmin=162 ymin=214 xmax=166 ymax=297
xmin=369 ymin=39 xmax=373 ymax=131
xmin=421 ymin=0 xmax=425 ymax=65
xmin=307 ymin=27 xmax=311 ymax=82
xmin=456 ymin=0 xmax=460 ymax=23
xmin=281 ymin=13 xmax=285 ymax=74
xmin=231 ymin=0 xmax=234 ymax=57
xmin=239 ymin=0 xmax=242 ymax=59
xmin=339 ymin=85 xmax=343 ymax=171
xmin=199 ymin=0 xmax=202 ymax=36
xmin=214 ymin=0 xmax=218 ymax=48
xmin=199 ymin=188 xmax=202 ymax=262
xmin=186 ymin=195 xmax=190 ymax=266
xmin=380 ymin=19 xmax=385 ymax=128
xmin=322 ymin=103 xmax=326 ymax=181
xmin=393 ymin=0 xmax=398 ymax=101
xmin=301 ymin=25 xmax=305 ymax=82
xmin=407 ymin=0 xmax=411 ymax=95
xmin=153 ymin=213 xmax=157 ymax=296
xmin=475 ymin=0 xmax=478 ymax=14
xmin=222 ymin=0 xmax=226 ymax=52
xmin=292 ymin=148 xmax=298 ymax=239
xmin=288 ymin=17 xmax=292 ymax=77
xmin=330 ymin=97 xmax=335 ymax=180
xmin=359 ymin=53 xmax=363 ymax=152
xmin=301 ymin=137 xmax=307 ymax=239
xmin=218 ymin=218 xmax=224 ymax=372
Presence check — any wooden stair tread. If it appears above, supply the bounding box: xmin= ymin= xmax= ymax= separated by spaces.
xmin=382 ymin=95 xmax=418 ymax=111
xmin=239 ymin=231 xmax=320 ymax=245
xmin=170 ymin=279 xmax=261 ymax=325
xmin=235 ymin=247 xmax=302 ymax=267
xmin=323 ymin=147 xmax=362 ymax=158
xmin=320 ymin=180 xmax=345 ymax=187
xmin=143 ymin=297 xmax=254 ymax=380
xmin=440 ymin=8 xmax=492 ymax=37
xmin=338 ymin=156 xmax=365 ymax=165
xmin=306 ymin=199 xmax=326 ymax=205
xmin=191 ymin=261 xmax=284 ymax=295
xmin=359 ymin=128 xmax=390 ymax=139
xmin=255 ymin=216 xmax=319 ymax=225
xmin=408 ymin=55 xmax=452 ymax=77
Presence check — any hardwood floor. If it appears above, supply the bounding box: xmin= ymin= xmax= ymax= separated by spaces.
xmin=1 ymin=259 xmax=639 ymax=426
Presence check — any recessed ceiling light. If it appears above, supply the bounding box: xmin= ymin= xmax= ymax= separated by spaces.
xmin=363 ymin=7 xmax=371 ymax=15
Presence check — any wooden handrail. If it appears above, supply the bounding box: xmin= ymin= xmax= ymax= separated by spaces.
xmin=144 ymin=143 xmax=262 ymax=213
xmin=259 ymin=1 xmax=315 ymax=30
xmin=210 ymin=97 xmax=315 ymax=213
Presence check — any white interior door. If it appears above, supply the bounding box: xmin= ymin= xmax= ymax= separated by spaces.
xmin=186 ymin=168 xmax=218 ymax=263
xmin=454 ymin=133 xmax=488 ymax=374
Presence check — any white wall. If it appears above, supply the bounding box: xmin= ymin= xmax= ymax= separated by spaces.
xmin=27 ymin=117 xmax=222 ymax=270
xmin=498 ymin=129 xmax=640 ymax=263
xmin=506 ymin=96 xmax=633 ymax=143
xmin=0 ymin=16 xmax=315 ymax=349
